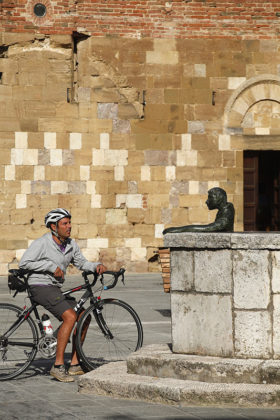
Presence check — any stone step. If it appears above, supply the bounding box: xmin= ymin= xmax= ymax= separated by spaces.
xmin=127 ymin=344 xmax=280 ymax=385
xmin=78 ymin=360 xmax=280 ymax=407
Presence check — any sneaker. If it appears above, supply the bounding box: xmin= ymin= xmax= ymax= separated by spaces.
xmin=68 ymin=364 xmax=85 ymax=376
xmin=50 ymin=364 xmax=75 ymax=382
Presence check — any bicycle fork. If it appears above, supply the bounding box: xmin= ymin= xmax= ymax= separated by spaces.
xmin=93 ymin=306 xmax=114 ymax=340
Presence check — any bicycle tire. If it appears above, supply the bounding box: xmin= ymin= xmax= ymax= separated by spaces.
xmin=0 ymin=303 xmax=38 ymax=381
xmin=76 ymin=298 xmax=143 ymax=371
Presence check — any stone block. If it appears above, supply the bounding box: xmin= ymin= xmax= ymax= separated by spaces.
xmin=23 ymin=149 xmax=38 ymax=166
xmin=188 ymin=180 xmax=199 ymax=194
xmin=81 ymin=247 xmax=99 ymax=262
xmin=176 ymin=150 xmax=197 ymax=167
xmin=16 ymin=194 xmax=26 ymax=209
xmin=15 ymin=132 xmax=28 ymax=149
xmin=97 ymin=103 xmax=118 ymax=119
xmin=127 ymin=209 xmax=145 ymax=225
xmin=0 ymin=250 xmax=16 ymax=263
xmin=0 ymin=86 xmax=13 ymax=100
xmin=112 ymin=119 xmax=131 ymax=134
xmin=105 ymin=209 xmax=127 ymax=225
xmin=228 ymin=77 xmax=246 ymax=90
xmin=5 ymin=165 xmax=15 ymax=181
xmin=171 ymin=249 xmax=193 ymax=292
xmin=38 ymin=118 xmax=65 ymax=133
xmin=125 ymin=238 xmax=141 ymax=248
xmin=147 ymin=194 xmax=169 ymax=208
xmin=116 ymin=194 xmax=142 ymax=209
xmin=27 ymin=132 xmax=44 ymax=149
xmin=154 ymin=224 xmax=164 ymax=238
xmin=188 ymin=207 xmax=209 ymax=223
xmin=135 ymin=134 xmax=173 ymax=151
xmin=165 ymin=166 xmax=176 ymax=181
xmin=179 ymin=195 xmax=201 ymax=208
xmin=31 ymin=181 xmax=50 ymax=195
xmin=50 ymin=181 xmax=68 ymax=195
xmin=233 ymin=250 xmax=270 ymax=309
xmin=92 ymin=149 xmax=105 ymax=166
xmin=194 ymin=250 xmax=232 ymax=293
xmin=0 ymin=117 xmax=20 ymax=131
xmin=235 ymin=311 xmax=272 ymax=359
xmin=38 ymin=149 xmax=50 ymax=165
xmin=146 ymin=51 xmax=178 ymax=65
xmin=273 ymin=294 xmax=280 ymax=358
xmin=197 ymin=151 xmax=222 ymax=168
xmin=21 ymin=180 xmax=31 ymax=194
xmin=171 ymin=293 xmax=233 ymax=357
xmin=104 ymin=150 xmax=128 ymax=166
xmin=80 ymin=166 xmax=90 ymax=181
xmin=87 ymin=238 xmax=109 ymax=249
xmin=100 ymin=133 xmax=110 ymax=149
xmin=91 ymin=194 xmax=102 ymax=208
xmin=78 ymin=224 xmax=98 ymax=239
xmin=219 ymin=134 xmax=231 ymax=151
xmin=114 ymin=166 xmax=124 ymax=181
xmin=131 ymin=247 xmax=147 ymax=261
xmin=50 ymin=149 xmax=63 ymax=166
xmin=150 ymin=167 xmax=165 ymax=181
xmin=272 ymin=251 xmax=280 ymax=293
xmin=70 ymin=132 xmax=82 ymax=150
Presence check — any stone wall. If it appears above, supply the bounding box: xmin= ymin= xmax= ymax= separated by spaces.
xmin=1 ymin=33 xmax=280 ymax=274
xmin=1 ymin=3 xmax=280 ymax=274
xmin=165 ymin=232 xmax=280 ymax=359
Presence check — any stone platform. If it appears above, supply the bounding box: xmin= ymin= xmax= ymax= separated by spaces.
xmin=78 ymin=345 xmax=280 ymax=407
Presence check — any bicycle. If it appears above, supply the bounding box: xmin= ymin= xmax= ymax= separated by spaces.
xmin=0 ymin=268 xmax=143 ymax=381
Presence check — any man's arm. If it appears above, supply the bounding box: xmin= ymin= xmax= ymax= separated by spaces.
xmin=19 ymin=239 xmax=57 ymax=273
xmin=71 ymin=242 xmax=106 ymax=273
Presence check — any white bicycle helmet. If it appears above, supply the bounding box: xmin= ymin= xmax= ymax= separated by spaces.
xmin=45 ymin=208 xmax=71 ymax=228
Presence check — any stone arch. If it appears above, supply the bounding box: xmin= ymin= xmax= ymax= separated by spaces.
xmin=224 ymin=75 xmax=280 ymax=135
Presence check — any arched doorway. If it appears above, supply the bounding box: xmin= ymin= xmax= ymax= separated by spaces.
xmin=224 ymin=75 xmax=280 ymax=231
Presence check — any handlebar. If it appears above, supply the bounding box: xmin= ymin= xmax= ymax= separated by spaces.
xmin=82 ymin=267 xmax=126 ymax=290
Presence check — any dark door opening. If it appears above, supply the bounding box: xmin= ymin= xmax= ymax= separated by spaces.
xmin=244 ymin=151 xmax=280 ymax=231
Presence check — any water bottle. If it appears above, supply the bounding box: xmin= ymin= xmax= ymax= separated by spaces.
xmin=42 ymin=313 xmax=53 ymax=336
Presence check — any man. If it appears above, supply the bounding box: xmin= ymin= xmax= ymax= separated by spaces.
xmin=19 ymin=208 xmax=107 ymax=382
xmin=163 ymin=187 xmax=235 ymax=234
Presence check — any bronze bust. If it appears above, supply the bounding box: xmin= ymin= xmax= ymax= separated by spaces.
xmin=163 ymin=187 xmax=234 ymax=234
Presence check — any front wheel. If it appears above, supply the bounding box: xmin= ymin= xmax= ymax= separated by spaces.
xmin=76 ymin=299 xmax=143 ymax=371
xmin=0 ymin=303 xmax=38 ymax=381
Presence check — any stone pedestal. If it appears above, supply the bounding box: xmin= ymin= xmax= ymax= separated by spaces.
xmin=164 ymin=232 xmax=280 ymax=359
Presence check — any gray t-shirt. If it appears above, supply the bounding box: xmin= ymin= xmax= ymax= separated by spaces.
xmin=19 ymin=232 xmax=101 ymax=287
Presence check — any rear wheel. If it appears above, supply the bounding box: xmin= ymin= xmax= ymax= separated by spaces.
xmin=76 ymin=299 xmax=143 ymax=371
xmin=0 ymin=303 xmax=38 ymax=381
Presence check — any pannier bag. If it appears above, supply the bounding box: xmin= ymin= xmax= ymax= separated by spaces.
xmin=8 ymin=273 xmax=27 ymax=293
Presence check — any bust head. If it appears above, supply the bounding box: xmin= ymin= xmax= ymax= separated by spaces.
xmin=206 ymin=187 xmax=227 ymax=210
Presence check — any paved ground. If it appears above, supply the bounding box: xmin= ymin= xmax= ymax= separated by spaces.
xmin=1 ymin=273 xmax=280 ymax=419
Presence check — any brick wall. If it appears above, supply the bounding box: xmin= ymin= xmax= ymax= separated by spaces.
xmin=1 ymin=1 xmax=280 ymax=39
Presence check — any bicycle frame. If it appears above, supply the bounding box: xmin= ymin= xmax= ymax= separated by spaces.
xmin=3 ymin=270 xmax=105 ymax=341
xmin=1 ymin=267 xmax=143 ymax=381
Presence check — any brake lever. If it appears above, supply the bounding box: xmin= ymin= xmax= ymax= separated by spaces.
xmin=121 ymin=273 xmax=125 ymax=286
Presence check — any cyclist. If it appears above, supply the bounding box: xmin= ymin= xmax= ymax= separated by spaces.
xmin=19 ymin=208 xmax=107 ymax=382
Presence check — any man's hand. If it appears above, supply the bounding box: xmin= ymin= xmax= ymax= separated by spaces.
xmin=53 ymin=266 xmax=64 ymax=279
xmin=96 ymin=264 xmax=107 ymax=274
